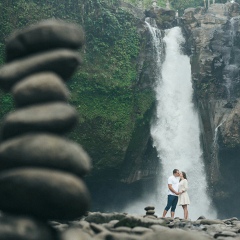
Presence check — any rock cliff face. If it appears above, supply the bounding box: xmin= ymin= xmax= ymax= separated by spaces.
xmin=181 ymin=2 xmax=240 ymax=217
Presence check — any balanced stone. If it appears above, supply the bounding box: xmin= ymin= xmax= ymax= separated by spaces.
xmin=6 ymin=20 xmax=85 ymax=62
xmin=0 ymin=49 xmax=81 ymax=90
xmin=0 ymin=214 xmax=57 ymax=240
xmin=0 ymin=133 xmax=91 ymax=177
xmin=144 ymin=206 xmax=155 ymax=211
xmin=1 ymin=102 xmax=77 ymax=140
xmin=0 ymin=168 xmax=90 ymax=220
xmin=146 ymin=210 xmax=155 ymax=215
xmin=12 ymin=72 xmax=70 ymax=107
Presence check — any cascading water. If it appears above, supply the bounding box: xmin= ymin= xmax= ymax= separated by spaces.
xmin=150 ymin=26 xmax=217 ymax=219
xmin=124 ymin=21 xmax=217 ymax=219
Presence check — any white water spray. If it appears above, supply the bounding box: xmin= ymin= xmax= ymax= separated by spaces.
xmin=124 ymin=24 xmax=217 ymax=220
xmin=150 ymin=27 xmax=217 ymax=219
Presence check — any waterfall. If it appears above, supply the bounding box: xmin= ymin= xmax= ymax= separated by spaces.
xmin=123 ymin=22 xmax=217 ymax=220
xmin=150 ymin=26 xmax=217 ymax=219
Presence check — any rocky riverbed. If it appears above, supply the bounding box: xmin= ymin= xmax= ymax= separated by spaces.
xmin=50 ymin=211 xmax=240 ymax=240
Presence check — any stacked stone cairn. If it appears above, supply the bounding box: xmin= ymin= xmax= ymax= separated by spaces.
xmin=144 ymin=206 xmax=157 ymax=219
xmin=0 ymin=20 xmax=91 ymax=239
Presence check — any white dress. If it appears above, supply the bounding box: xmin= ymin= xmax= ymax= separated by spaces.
xmin=178 ymin=179 xmax=190 ymax=205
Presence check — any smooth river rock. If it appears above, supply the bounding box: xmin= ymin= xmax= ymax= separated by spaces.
xmin=1 ymin=102 xmax=78 ymax=140
xmin=0 ymin=133 xmax=91 ymax=177
xmin=6 ymin=20 xmax=85 ymax=62
xmin=0 ymin=168 xmax=90 ymax=220
xmin=12 ymin=72 xmax=70 ymax=107
xmin=0 ymin=49 xmax=81 ymax=90
xmin=0 ymin=214 xmax=57 ymax=240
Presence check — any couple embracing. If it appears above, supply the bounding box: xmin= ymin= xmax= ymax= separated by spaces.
xmin=162 ymin=169 xmax=190 ymax=219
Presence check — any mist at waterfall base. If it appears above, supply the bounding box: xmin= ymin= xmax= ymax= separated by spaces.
xmin=124 ymin=26 xmax=217 ymax=220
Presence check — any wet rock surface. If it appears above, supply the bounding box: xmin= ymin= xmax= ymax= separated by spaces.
xmin=50 ymin=211 xmax=240 ymax=240
xmin=180 ymin=2 xmax=240 ymax=217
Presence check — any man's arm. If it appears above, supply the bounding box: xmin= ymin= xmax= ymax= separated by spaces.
xmin=168 ymin=184 xmax=179 ymax=195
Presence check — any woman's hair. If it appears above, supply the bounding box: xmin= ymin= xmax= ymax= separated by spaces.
xmin=182 ymin=171 xmax=187 ymax=180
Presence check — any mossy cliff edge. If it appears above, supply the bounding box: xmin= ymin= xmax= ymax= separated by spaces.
xmin=0 ymin=0 xmax=160 ymax=210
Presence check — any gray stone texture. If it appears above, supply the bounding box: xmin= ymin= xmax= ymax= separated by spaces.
xmin=0 ymin=214 xmax=57 ymax=240
xmin=12 ymin=72 xmax=70 ymax=107
xmin=0 ymin=168 xmax=90 ymax=220
xmin=0 ymin=133 xmax=91 ymax=177
xmin=0 ymin=49 xmax=81 ymax=90
xmin=180 ymin=2 xmax=240 ymax=218
xmin=6 ymin=20 xmax=85 ymax=62
xmin=1 ymin=102 xmax=78 ymax=140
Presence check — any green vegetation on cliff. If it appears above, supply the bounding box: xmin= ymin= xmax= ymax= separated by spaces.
xmin=0 ymin=0 xmax=155 ymax=177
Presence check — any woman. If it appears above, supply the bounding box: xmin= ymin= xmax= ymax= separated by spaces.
xmin=178 ymin=171 xmax=190 ymax=219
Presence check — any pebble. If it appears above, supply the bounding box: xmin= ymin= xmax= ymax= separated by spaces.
xmin=0 ymin=133 xmax=91 ymax=177
xmin=0 ymin=168 xmax=90 ymax=220
xmin=12 ymin=72 xmax=70 ymax=107
xmin=6 ymin=20 xmax=85 ymax=62
xmin=1 ymin=102 xmax=78 ymax=140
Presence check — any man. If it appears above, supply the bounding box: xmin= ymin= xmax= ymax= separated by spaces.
xmin=162 ymin=169 xmax=180 ymax=218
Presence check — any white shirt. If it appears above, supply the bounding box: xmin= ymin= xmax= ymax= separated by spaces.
xmin=168 ymin=175 xmax=179 ymax=196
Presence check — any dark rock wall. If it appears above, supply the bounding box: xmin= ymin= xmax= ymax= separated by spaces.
xmin=181 ymin=2 xmax=240 ymax=218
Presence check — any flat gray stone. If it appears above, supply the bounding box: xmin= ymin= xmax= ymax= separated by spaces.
xmin=214 ymin=231 xmax=237 ymax=238
xmin=94 ymin=231 xmax=141 ymax=240
xmin=146 ymin=210 xmax=155 ymax=215
xmin=0 ymin=214 xmax=56 ymax=240
xmin=0 ymin=168 xmax=90 ymax=220
xmin=114 ymin=215 xmax=167 ymax=228
xmin=0 ymin=133 xmax=91 ymax=177
xmin=61 ymin=228 xmax=93 ymax=240
xmin=90 ymin=223 xmax=107 ymax=234
xmin=1 ymin=103 xmax=77 ymax=140
xmin=0 ymin=49 xmax=81 ymax=90
xmin=200 ymin=219 xmax=224 ymax=225
xmin=144 ymin=228 xmax=210 ymax=240
xmin=6 ymin=20 xmax=85 ymax=62
xmin=85 ymin=212 xmax=126 ymax=224
xmin=12 ymin=72 xmax=70 ymax=107
xmin=144 ymin=206 xmax=155 ymax=211
xmin=132 ymin=226 xmax=153 ymax=234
